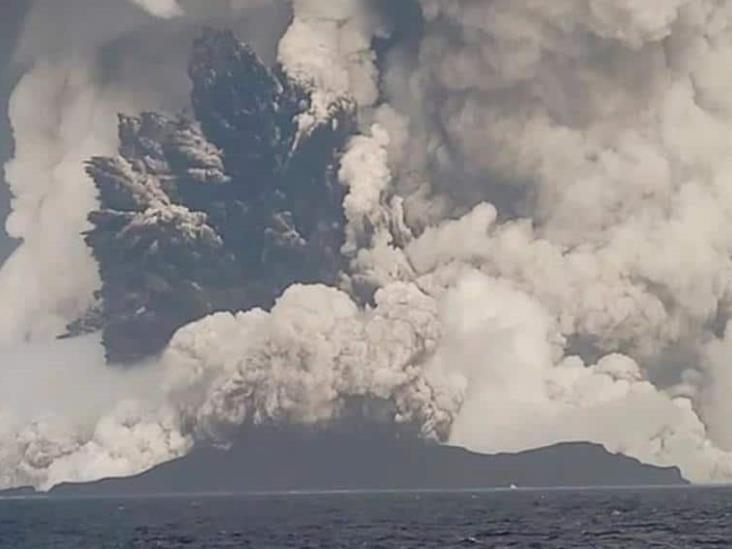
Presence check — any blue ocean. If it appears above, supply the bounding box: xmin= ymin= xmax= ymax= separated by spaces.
xmin=1 ymin=487 xmax=729 ymax=548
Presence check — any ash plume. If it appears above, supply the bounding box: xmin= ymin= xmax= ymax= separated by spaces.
xmin=4 ymin=0 xmax=732 ymax=490
xmin=79 ymin=29 xmax=354 ymax=363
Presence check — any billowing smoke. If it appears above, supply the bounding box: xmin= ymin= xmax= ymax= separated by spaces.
xmin=4 ymin=0 xmax=732 ymax=489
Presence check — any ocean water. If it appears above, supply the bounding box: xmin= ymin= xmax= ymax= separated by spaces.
xmin=1 ymin=487 xmax=730 ymax=548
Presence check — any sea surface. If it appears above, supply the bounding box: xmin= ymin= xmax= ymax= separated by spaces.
xmin=1 ymin=487 xmax=730 ymax=548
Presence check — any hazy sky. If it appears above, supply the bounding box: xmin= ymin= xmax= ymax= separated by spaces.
xmin=0 ymin=1 xmax=28 ymax=262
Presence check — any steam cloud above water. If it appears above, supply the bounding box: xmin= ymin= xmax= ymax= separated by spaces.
xmin=4 ymin=0 xmax=732 ymax=489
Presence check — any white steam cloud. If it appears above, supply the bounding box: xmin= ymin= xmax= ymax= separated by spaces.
xmin=131 ymin=0 xmax=183 ymax=19
xmin=4 ymin=0 xmax=732 ymax=489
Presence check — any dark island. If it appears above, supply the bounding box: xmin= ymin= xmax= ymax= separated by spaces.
xmin=1 ymin=426 xmax=686 ymax=498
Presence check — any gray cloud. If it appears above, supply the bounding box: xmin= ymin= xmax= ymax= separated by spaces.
xmin=4 ymin=0 xmax=732 ymax=489
xmin=0 ymin=0 xmax=29 ymax=262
